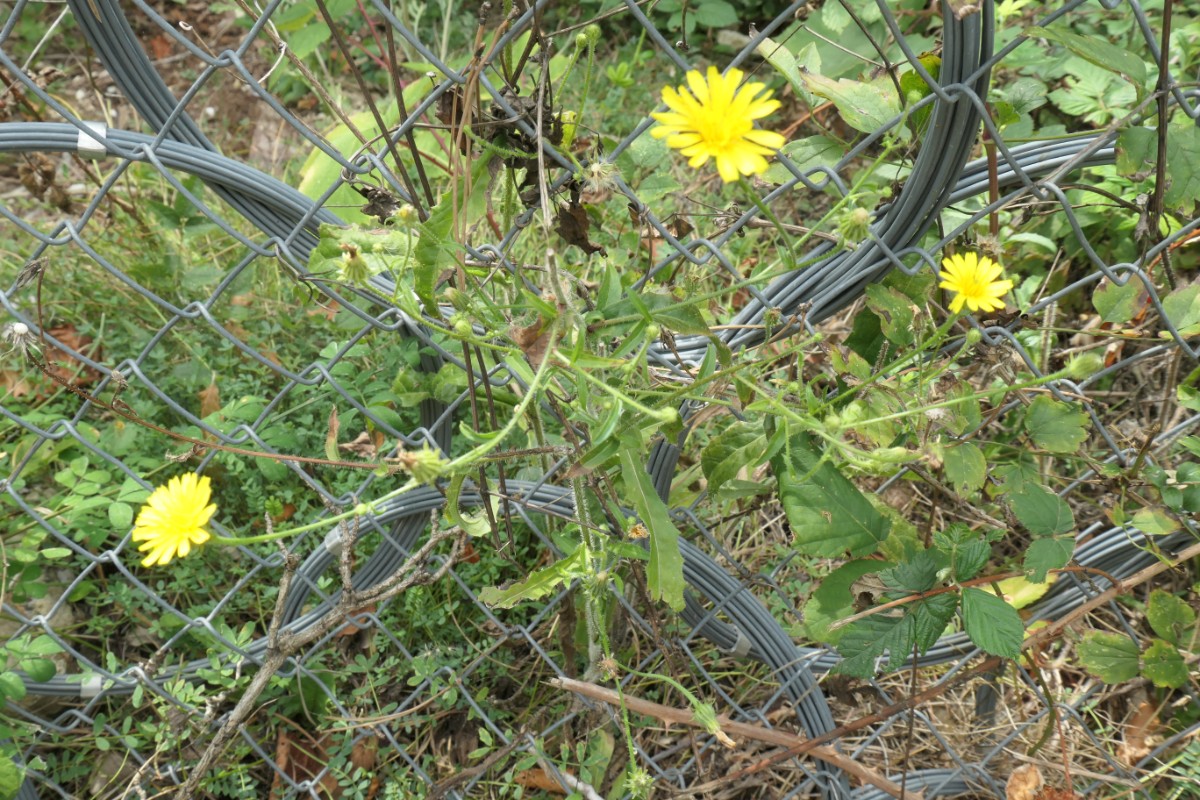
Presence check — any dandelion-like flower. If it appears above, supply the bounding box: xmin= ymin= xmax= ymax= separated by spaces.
xmin=938 ymin=251 xmax=1013 ymax=314
xmin=131 ymin=473 xmax=217 ymax=566
xmin=650 ymin=66 xmax=786 ymax=183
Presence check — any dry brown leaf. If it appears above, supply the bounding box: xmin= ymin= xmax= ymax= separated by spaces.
xmin=514 ymin=767 xmax=570 ymax=795
xmin=511 ymin=319 xmax=550 ymax=366
xmin=1006 ymin=764 xmax=1044 ymax=800
xmin=198 ymin=380 xmax=220 ymax=419
xmin=269 ymin=727 xmax=340 ymax=799
xmin=1116 ymin=699 xmax=1160 ymax=766
xmin=338 ymin=431 xmax=378 ymax=460
xmin=325 ymin=406 xmax=340 ymax=462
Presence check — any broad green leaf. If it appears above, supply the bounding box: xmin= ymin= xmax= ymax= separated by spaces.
xmin=882 ymin=550 xmax=943 ymax=593
xmin=1146 ymin=589 xmax=1196 ymax=646
xmin=1025 ymin=396 xmax=1089 ymax=453
xmin=21 ymin=657 xmax=55 ymax=683
xmin=1024 ymin=537 xmax=1074 ymax=583
xmin=984 ymin=574 xmax=1057 ymax=610
xmin=619 ymin=441 xmax=685 ymax=610
xmin=1116 ymin=126 xmax=1156 ymax=178
xmin=1131 ymin=507 xmax=1179 ymax=535
xmin=1160 ymin=284 xmax=1200 ymax=338
xmin=804 ymin=560 xmax=892 ymax=644
xmin=1163 ymin=119 xmax=1200 ymax=211
xmin=961 ymin=587 xmax=1023 ymax=658
xmin=865 ymin=284 xmax=916 ymax=347
xmin=772 ymin=435 xmax=891 ymax=557
xmin=414 ymin=200 xmax=457 ymax=315
xmin=800 ymin=72 xmax=903 ymax=135
xmin=764 ymin=135 xmax=845 ymax=184
xmin=701 ymin=422 xmax=767 ymax=498
xmin=1092 ymin=277 xmax=1147 ymax=324
xmin=1009 ymin=486 xmax=1075 ymax=536
xmin=755 ymin=37 xmax=821 ymax=107
xmin=1078 ymin=631 xmax=1140 ymax=682
xmin=478 ymin=546 xmax=588 ymax=608
xmin=1142 ymin=639 xmax=1188 ymax=688
xmin=0 ymin=752 xmax=22 ymax=800
xmin=933 ymin=525 xmax=990 ymax=583
xmin=1033 ymin=25 xmax=1147 ymax=91
xmin=911 ymin=594 xmax=960 ymax=654
xmin=108 ymin=501 xmax=133 ymax=530
xmin=0 ymin=672 xmax=25 ymax=702
xmin=943 ymin=441 xmax=986 ymax=495
xmin=833 ymin=613 xmax=913 ymax=678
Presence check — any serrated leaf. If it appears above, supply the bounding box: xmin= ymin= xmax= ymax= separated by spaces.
xmin=1024 ymin=537 xmax=1074 ymax=583
xmin=911 ymin=594 xmax=960 ymax=653
xmin=1141 ymin=639 xmax=1189 ymax=688
xmin=477 ymin=546 xmax=588 ymax=608
xmin=414 ymin=201 xmax=456 ymax=314
xmin=1146 ymin=589 xmax=1196 ymax=646
xmin=961 ymin=587 xmax=1023 ymax=658
xmin=1009 ymin=485 xmax=1075 ymax=536
xmin=800 ymin=71 xmax=902 ymax=135
xmin=772 ymin=435 xmax=891 ymax=557
xmin=833 ymin=613 xmax=913 ymax=678
xmin=1025 ymin=396 xmax=1088 ymax=453
xmin=1078 ymin=631 xmax=1141 ymax=683
xmin=619 ymin=442 xmax=685 ymax=610
xmin=881 ymin=550 xmax=943 ymax=593
xmin=1033 ymin=26 xmax=1147 ymax=91
xmin=943 ymin=441 xmax=986 ymax=495
xmin=1092 ymin=277 xmax=1148 ymax=324
xmin=805 ymin=560 xmax=892 ymax=644
xmin=701 ymin=422 xmax=766 ymax=498
xmin=933 ymin=528 xmax=990 ymax=583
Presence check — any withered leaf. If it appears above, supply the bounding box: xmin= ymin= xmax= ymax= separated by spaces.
xmin=556 ymin=194 xmax=605 ymax=256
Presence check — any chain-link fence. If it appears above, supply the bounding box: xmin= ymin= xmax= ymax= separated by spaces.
xmin=1 ymin=0 xmax=1199 ymax=797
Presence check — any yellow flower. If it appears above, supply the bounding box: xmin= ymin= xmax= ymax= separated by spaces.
xmin=650 ymin=66 xmax=786 ymax=183
xmin=938 ymin=251 xmax=1013 ymax=314
xmin=131 ymin=474 xmax=217 ymax=567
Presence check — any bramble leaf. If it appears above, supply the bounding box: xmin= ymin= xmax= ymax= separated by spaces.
xmin=1078 ymin=631 xmax=1140 ymax=683
xmin=961 ymin=587 xmax=1023 ymax=658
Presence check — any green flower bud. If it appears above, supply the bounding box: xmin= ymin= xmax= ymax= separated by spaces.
xmin=1065 ymin=352 xmax=1104 ymax=381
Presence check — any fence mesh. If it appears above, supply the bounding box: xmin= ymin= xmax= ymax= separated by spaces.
xmin=1 ymin=0 xmax=1199 ymax=797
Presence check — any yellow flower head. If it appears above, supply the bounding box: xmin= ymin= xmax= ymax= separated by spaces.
xmin=650 ymin=66 xmax=786 ymax=183
xmin=938 ymin=251 xmax=1013 ymax=314
xmin=131 ymin=473 xmax=216 ymax=567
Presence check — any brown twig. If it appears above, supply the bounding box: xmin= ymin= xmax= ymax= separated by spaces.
xmin=550 ymin=676 xmax=917 ymax=800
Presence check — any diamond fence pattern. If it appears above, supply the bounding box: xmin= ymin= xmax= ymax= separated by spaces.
xmin=1 ymin=0 xmax=1199 ymax=797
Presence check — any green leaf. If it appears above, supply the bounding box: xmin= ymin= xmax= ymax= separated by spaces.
xmin=755 ymin=38 xmax=821 ymax=107
xmin=800 ymin=72 xmax=903 ymax=135
xmin=478 ymin=546 xmax=588 ymax=608
xmin=943 ymin=441 xmax=986 ymax=495
xmin=961 ymin=587 xmax=1023 ymax=658
xmin=1025 ymin=396 xmax=1088 ymax=453
xmin=805 ymin=560 xmax=892 ymax=644
xmin=1009 ymin=485 xmax=1075 ymax=536
xmin=0 ymin=753 xmax=22 ymax=800
xmin=1146 ymin=589 xmax=1197 ymax=646
xmin=692 ymin=0 xmax=736 ymax=27
xmin=1078 ymin=631 xmax=1141 ymax=682
xmin=701 ymin=422 xmax=766 ymax=498
xmin=0 ymin=673 xmax=26 ymax=702
xmin=1033 ymin=25 xmax=1147 ymax=91
xmin=1141 ymin=639 xmax=1189 ymax=688
xmin=911 ymin=594 xmax=960 ymax=654
xmin=1131 ymin=507 xmax=1179 ymax=535
xmin=764 ymin=135 xmax=844 ymax=184
xmin=1092 ymin=277 xmax=1147 ymax=324
xmin=882 ymin=550 xmax=943 ymax=593
xmin=619 ymin=441 xmax=685 ymax=610
xmin=1024 ymin=536 xmax=1074 ymax=583
xmin=1163 ymin=119 xmax=1200 ymax=211
xmin=413 ymin=200 xmax=457 ymax=315
xmin=833 ymin=613 xmax=913 ymax=678
xmin=933 ymin=525 xmax=990 ymax=583
xmin=865 ymin=285 xmax=916 ymax=347
xmin=1160 ymin=284 xmax=1200 ymax=338
xmin=108 ymin=502 xmax=133 ymax=530
xmin=772 ymin=435 xmax=891 ymax=557
xmin=1116 ymin=126 xmax=1156 ymax=178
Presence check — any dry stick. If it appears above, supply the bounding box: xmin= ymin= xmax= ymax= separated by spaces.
xmin=550 ymin=677 xmax=914 ymax=800
xmin=648 ymin=536 xmax=1200 ymax=796
xmin=1148 ymin=0 xmax=1176 ymax=289
xmin=176 ymin=528 xmax=461 ymax=799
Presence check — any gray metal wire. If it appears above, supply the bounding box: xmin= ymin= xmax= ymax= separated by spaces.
xmin=1 ymin=0 xmax=1198 ymax=796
